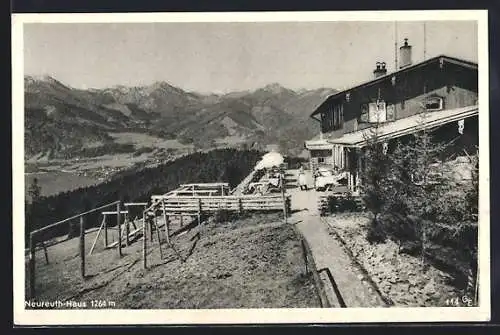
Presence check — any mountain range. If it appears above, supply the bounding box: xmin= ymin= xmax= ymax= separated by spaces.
xmin=24 ymin=75 xmax=337 ymax=159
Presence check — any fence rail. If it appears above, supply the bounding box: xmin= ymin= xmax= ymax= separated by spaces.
xmin=31 ymin=201 xmax=121 ymax=236
xmin=151 ymin=194 xmax=289 ymax=213
xmin=28 ymin=200 xmax=122 ymax=300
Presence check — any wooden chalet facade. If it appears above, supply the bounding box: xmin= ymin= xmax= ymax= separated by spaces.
xmin=305 ymin=39 xmax=478 ymax=193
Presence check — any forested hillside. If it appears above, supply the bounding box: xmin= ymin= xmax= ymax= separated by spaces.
xmin=26 ymin=149 xmax=264 ymax=243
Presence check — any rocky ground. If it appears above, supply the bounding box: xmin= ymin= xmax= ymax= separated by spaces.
xmin=324 ymin=212 xmax=469 ymax=307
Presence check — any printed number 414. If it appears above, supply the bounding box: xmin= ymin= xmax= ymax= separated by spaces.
xmin=445 ymin=296 xmax=473 ymax=307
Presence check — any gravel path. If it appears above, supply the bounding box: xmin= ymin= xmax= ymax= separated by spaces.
xmin=288 ymin=187 xmax=386 ymax=307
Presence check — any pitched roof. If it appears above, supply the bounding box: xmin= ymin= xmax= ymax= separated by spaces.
xmin=328 ymin=105 xmax=478 ymax=148
xmin=310 ymin=55 xmax=478 ymax=117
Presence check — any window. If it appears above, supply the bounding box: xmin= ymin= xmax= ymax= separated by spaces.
xmin=386 ymin=104 xmax=395 ymax=121
xmin=425 ymin=96 xmax=444 ymax=111
xmin=322 ymin=103 xmax=344 ymax=131
xmin=311 ymin=149 xmax=332 ymax=158
xmin=360 ymin=101 xmax=396 ymax=123
xmin=360 ymin=103 xmax=369 ymax=123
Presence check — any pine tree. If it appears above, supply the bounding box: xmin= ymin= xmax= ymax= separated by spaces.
xmin=387 ymin=106 xmax=457 ymax=264
xmin=361 ymin=119 xmax=393 ymax=243
xmin=28 ymin=177 xmax=42 ymax=203
xmin=361 ymin=122 xmax=391 ymax=216
xmin=27 ymin=178 xmax=43 ymax=241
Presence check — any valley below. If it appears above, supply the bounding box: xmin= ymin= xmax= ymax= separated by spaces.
xmin=24 ymin=144 xmax=191 ymax=201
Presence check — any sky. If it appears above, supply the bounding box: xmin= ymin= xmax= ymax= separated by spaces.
xmin=23 ymin=20 xmax=478 ymax=94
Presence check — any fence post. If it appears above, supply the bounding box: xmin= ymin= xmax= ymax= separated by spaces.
xmin=41 ymin=241 xmax=49 ymax=265
xmin=29 ymin=232 xmax=36 ymax=299
xmin=281 ymin=172 xmax=287 ymax=224
xmin=117 ymin=201 xmax=122 ymax=257
xmin=162 ymin=199 xmax=170 ymax=244
xmin=238 ymin=197 xmax=243 ymax=216
xmin=198 ymin=198 xmax=202 ymax=231
xmin=143 ymin=211 xmax=147 ymax=269
xmin=125 ymin=211 xmax=130 ymax=247
xmin=79 ymin=215 xmax=86 ymax=278
xmin=154 ymin=214 xmax=164 ymax=259
xmin=103 ymin=214 xmax=108 ymax=247
xmin=146 ymin=205 xmax=153 ymax=242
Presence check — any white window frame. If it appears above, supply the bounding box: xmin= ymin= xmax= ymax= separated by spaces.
xmin=425 ymin=96 xmax=444 ymax=112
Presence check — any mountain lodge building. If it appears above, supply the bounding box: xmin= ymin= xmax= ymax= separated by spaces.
xmin=305 ymin=38 xmax=478 ymax=193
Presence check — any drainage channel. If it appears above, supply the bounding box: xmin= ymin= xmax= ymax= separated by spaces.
xmin=297 ymin=229 xmax=347 ymax=308
xmin=321 ymin=217 xmax=395 ymax=307
xmin=318 ymin=267 xmax=347 ymax=308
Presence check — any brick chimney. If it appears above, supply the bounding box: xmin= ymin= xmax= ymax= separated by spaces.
xmin=373 ymin=61 xmax=387 ymax=78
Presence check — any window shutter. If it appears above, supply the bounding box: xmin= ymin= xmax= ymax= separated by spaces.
xmin=360 ymin=104 xmax=368 ymax=123
xmin=340 ymin=104 xmax=344 ymax=128
xmin=333 ymin=106 xmax=338 ymax=127
xmin=386 ymin=104 xmax=395 ymax=121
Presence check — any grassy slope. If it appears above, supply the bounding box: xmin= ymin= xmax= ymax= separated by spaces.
xmin=27 ymin=213 xmax=320 ymax=309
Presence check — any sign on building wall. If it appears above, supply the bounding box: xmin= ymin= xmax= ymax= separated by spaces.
xmin=368 ymin=101 xmax=386 ymax=123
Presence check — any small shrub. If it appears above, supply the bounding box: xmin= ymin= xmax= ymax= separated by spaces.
xmin=366 ymin=216 xmax=386 ymax=244
xmin=322 ymin=194 xmax=361 ymax=215
xmin=339 ymin=194 xmax=359 ymax=212
xmin=327 ymin=196 xmax=339 ymax=213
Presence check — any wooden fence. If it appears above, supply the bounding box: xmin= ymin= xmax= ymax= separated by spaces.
xmin=27 ymin=200 xmax=126 ymax=299
xmin=151 ymin=194 xmax=290 ymax=214
xmin=142 ymin=187 xmax=291 ymax=269
xmin=163 ymin=183 xmax=231 ymax=197
xmin=28 ymin=179 xmax=292 ymax=296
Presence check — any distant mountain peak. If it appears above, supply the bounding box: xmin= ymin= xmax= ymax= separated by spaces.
xmin=25 ymin=74 xmax=65 ymax=86
xmin=25 ymin=74 xmax=53 ymax=81
xmin=24 ymin=75 xmax=74 ymax=94
xmin=150 ymin=81 xmax=176 ymax=90
xmin=260 ymin=83 xmax=294 ymax=94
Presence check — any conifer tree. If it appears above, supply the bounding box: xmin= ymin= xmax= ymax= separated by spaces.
xmin=386 ymin=106 xmax=454 ymax=263
xmin=28 ymin=177 xmax=42 ymax=202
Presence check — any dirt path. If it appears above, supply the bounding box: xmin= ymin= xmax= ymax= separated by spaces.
xmin=288 ymin=185 xmax=386 ymax=307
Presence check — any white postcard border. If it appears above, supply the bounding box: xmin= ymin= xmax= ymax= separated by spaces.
xmin=12 ymin=10 xmax=491 ymax=325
